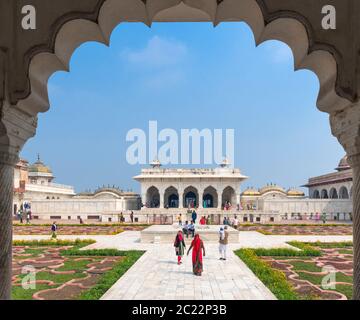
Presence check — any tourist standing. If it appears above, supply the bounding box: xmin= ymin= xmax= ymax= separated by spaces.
xmin=233 ymin=215 xmax=239 ymax=229
xmin=191 ymin=210 xmax=197 ymax=224
xmin=51 ymin=221 xmax=58 ymax=239
xmin=322 ymin=212 xmax=327 ymax=224
xmin=174 ymin=231 xmax=186 ymax=265
xmin=219 ymin=226 xmax=229 ymax=260
xmin=187 ymin=233 xmax=206 ymax=276
xmin=223 ymin=216 xmax=229 ymax=225
xmin=206 ymin=215 xmax=211 ymax=225
xmin=17 ymin=210 xmax=22 ymax=223
xmin=130 ymin=211 xmax=134 ymax=223
xmin=177 ymin=213 xmax=183 ymax=226
xmin=26 ymin=212 xmax=30 ymax=224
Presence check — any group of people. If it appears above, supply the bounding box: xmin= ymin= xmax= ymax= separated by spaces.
xmin=181 ymin=221 xmax=195 ymax=238
xmin=16 ymin=203 xmax=32 ymax=224
xmin=223 ymin=215 xmax=239 ymax=229
xmin=224 ymin=201 xmax=232 ymax=210
xmin=118 ymin=211 xmax=135 ymax=223
xmin=174 ymin=231 xmax=206 ymax=276
xmin=199 ymin=215 xmax=211 ymax=225
xmin=173 ymin=225 xmax=229 ymax=276
xmin=178 ymin=211 xmax=213 ymax=226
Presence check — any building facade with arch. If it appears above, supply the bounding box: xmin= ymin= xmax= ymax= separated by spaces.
xmin=134 ymin=160 xmax=247 ymax=210
xmin=304 ymin=156 xmax=352 ymax=201
xmin=13 ymin=157 xmax=75 ymax=214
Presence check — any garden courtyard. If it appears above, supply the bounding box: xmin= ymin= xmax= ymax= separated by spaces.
xmin=12 ymin=223 xmax=354 ymax=300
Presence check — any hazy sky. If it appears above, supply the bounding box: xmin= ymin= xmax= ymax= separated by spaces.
xmin=21 ymin=22 xmax=345 ymax=193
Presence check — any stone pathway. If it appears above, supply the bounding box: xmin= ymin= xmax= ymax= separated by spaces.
xmin=13 ymin=231 xmax=353 ymax=300
xmin=101 ymin=244 xmax=275 ymax=300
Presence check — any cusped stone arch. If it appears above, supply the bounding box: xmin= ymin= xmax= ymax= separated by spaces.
xmin=339 ymin=186 xmax=349 ymax=199
xmin=221 ymin=186 xmax=236 ymax=209
xmin=183 ymin=186 xmax=199 ymax=209
xmin=329 ymin=188 xmax=338 ymax=199
xmin=313 ymin=189 xmax=320 ymax=199
xmin=321 ymin=189 xmax=329 ymax=199
xmin=16 ymin=0 xmax=352 ymax=120
xmin=146 ymin=186 xmax=160 ymax=208
xmin=202 ymin=186 xmax=218 ymax=208
xmin=164 ymin=186 xmax=179 ymax=208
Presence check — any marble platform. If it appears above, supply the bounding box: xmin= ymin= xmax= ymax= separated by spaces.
xmin=140 ymin=224 xmax=239 ymax=243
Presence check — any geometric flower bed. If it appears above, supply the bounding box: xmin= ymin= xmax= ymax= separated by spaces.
xmin=12 ymin=240 xmax=144 ymax=300
xmin=235 ymin=242 xmax=353 ymax=300
xmin=239 ymin=224 xmax=352 ymax=235
xmin=13 ymin=224 xmax=149 ymax=235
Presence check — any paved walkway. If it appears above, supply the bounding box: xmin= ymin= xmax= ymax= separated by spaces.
xmin=13 ymin=231 xmax=353 ymax=300
xmin=101 ymin=243 xmax=275 ymax=300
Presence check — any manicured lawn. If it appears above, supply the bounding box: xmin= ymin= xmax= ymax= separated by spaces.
xmin=235 ymin=241 xmax=354 ymax=300
xmin=11 ymin=239 xmax=144 ymax=300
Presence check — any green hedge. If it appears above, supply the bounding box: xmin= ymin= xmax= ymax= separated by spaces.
xmin=11 ymin=240 xmax=144 ymax=300
xmin=253 ymin=247 xmax=320 ymax=257
xmin=78 ymin=250 xmax=144 ymax=300
xmin=289 ymin=241 xmax=353 ymax=249
xmin=13 ymin=223 xmax=151 ymax=227
xmin=62 ymin=248 xmax=134 ymax=256
xmin=236 ymin=249 xmax=298 ymax=300
xmin=234 ymin=242 xmax=329 ymax=300
xmin=240 ymin=223 xmax=351 ymax=227
xmin=12 ymin=239 xmax=95 ymax=247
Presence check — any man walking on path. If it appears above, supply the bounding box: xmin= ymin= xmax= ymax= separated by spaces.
xmin=219 ymin=226 xmax=229 ymax=260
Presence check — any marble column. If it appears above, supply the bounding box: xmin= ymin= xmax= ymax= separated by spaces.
xmin=159 ymin=191 xmax=164 ymax=209
xmin=217 ymin=189 xmax=223 ymax=210
xmin=198 ymin=189 xmax=204 ymax=209
xmin=178 ymin=192 xmax=183 ymax=209
xmin=0 ymin=152 xmax=17 ymax=300
xmin=349 ymin=154 xmax=360 ymax=300
xmin=236 ymin=194 xmax=241 ymax=209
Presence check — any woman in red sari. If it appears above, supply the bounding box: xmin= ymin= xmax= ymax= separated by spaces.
xmin=187 ymin=233 xmax=206 ymax=276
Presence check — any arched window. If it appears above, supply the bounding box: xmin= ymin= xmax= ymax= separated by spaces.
xmin=146 ymin=186 xmax=160 ymax=208
xmin=339 ymin=186 xmax=349 ymax=199
xmin=329 ymin=188 xmax=338 ymax=199
xmin=313 ymin=190 xmax=320 ymax=199
xmin=183 ymin=186 xmax=199 ymax=208
xmin=203 ymin=186 xmax=218 ymax=208
xmin=164 ymin=186 xmax=179 ymax=208
xmin=321 ymin=189 xmax=328 ymax=199
xmin=222 ymin=186 xmax=236 ymax=209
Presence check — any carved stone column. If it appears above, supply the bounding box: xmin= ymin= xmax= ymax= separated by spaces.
xmin=178 ymin=191 xmax=183 ymax=209
xmin=0 ymin=101 xmax=37 ymax=300
xmin=159 ymin=190 xmax=164 ymax=209
xmin=349 ymin=154 xmax=360 ymax=300
xmin=0 ymin=152 xmax=18 ymax=300
xmin=217 ymin=189 xmax=223 ymax=210
xmin=198 ymin=188 xmax=204 ymax=209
